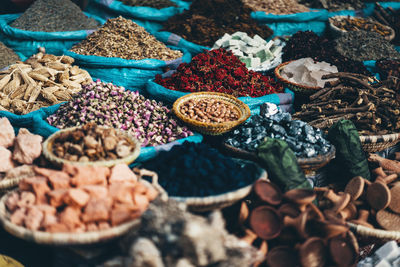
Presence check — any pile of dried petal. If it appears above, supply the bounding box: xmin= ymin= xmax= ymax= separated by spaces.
xmin=101 ymin=198 xmax=262 ymax=267
xmin=0 ymin=49 xmax=92 ymax=114
xmin=5 ymin=164 xmax=158 ymax=233
xmin=47 ymin=81 xmax=192 ymax=147
xmin=293 ymin=72 xmax=400 ymax=136
xmin=243 ymin=0 xmax=309 ymax=15
xmin=70 ymin=16 xmax=182 ymax=61
xmin=233 ymin=180 xmax=358 ymax=266
xmin=0 ymin=117 xmax=40 ymax=181
xmin=52 ymin=123 xmax=136 ymax=162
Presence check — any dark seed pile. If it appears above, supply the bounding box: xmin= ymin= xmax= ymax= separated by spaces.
xmin=142 ymin=142 xmax=261 ymax=197
xmin=335 ymin=31 xmax=400 ymax=61
xmin=120 ymin=0 xmax=178 ymax=9
xmin=225 ymin=111 xmax=331 ymax=158
xmin=299 ymin=0 xmax=364 ymax=11
xmin=10 ymin=0 xmax=99 ymax=32
xmin=376 ymin=59 xmax=400 ymax=80
xmin=0 ymin=42 xmax=20 ymax=70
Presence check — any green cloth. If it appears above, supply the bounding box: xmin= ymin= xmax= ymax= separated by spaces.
xmin=327 ymin=120 xmax=371 ymax=186
xmin=256 ymin=138 xmax=312 ymax=192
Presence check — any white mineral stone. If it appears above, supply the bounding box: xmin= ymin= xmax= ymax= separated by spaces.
xmin=253 ymin=34 xmax=265 ymax=44
xmin=393 ymin=257 xmax=400 ymax=267
xmin=375 ymin=259 xmax=391 ymax=267
xmin=280 ymin=57 xmax=338 ymax=88
xmin=232 ymin=31 xmax=247 ymax=39
xmin=375 ymin=241 xmax=400 ymax=262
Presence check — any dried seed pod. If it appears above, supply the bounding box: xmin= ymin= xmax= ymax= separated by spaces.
xmin=59 ymin=55 xmax=74 ymax=64
xmin=46 ymin=61 xmax=68 ymax=71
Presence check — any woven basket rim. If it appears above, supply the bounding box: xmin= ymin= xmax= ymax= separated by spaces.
xmin=42 ymin=126 xmax=141 ymax=167
xmin=274 ymin=61 xmax=323 ymax=91
xmin=0 ymin=179 xmax=160 ymax=245
xmin=328 ymin=15 xmax=396 ymax=41
xmin=0 ymin=176 xmax=25 ymax=190
xmin=359 ymin=132 xmax=400 ymax=144
xmin=348 ymin=222 xmax=400 ymax=241
xmin=172 ymin=92 xmax=251 ymax=135
xmin=222 ymin=142 xmax=335 ymax=168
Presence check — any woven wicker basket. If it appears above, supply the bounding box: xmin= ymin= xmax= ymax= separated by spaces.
xmin=0 ymin=176 xmax=26 ymax=192
xmin=0 ymin=180 xmax=161 ymax=246
xmin=359 ymin=133 xmax=400 ymax=153
xmin=329 ymin=16 xmax=395 ymax=41
xmin=222 ymin=142 xmax=336 ymax=173
xmin=173 ymin=92 xmax=251 ymax=136
xmin=349 ymin=222 xmax=400 ymax=244
xmin=42 ymin=126 xmax=141 ymax=167
xmin=274 ymin=61 xmax=323 ymax=95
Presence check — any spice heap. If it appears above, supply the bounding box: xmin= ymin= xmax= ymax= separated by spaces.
xmin=103 ymin=199 xmax=262 ymax=267
xmin=0 ymin=42 xmax=20 ymax=70
xmin=155 ymin=49 xmax=283 ymax=97
xmin=52 ymin=123 xmax=136 ymax=162
xmin=376 ymin=59 xmax=400 ymax=80
xmin=120 ymin=0 xmax=178 ymax=8
xmin=243 ymin=0 xmax=310 ymax=14
xmin=162 ymin=0 xmax=273 ymax=47
xmin=70 ymin=17 xmax=182 ymax=61
xmin=294 ymin=73 xmax=400 ymax=135
xmin=225 ymin=110 xmax=331 ymax=158
xmin=330 ymin=16 xmax=393 ymax=39
xmin=5 ymin=164 xmax=158 ymax=232
xmin=212 ymin=32 xmax=285 ymax=71
xmin=10 ymin=0 xmax=99 ymax=32
xmin=282 ymin=31 xmax=371 ymax=76
xmin=372 ymin=3 xmax=400 ymax=45
xmin=335 ymin=31 xmax=400 ymax=61
xmin=0 ymin=118 xmax=41 ymax=180
xmin=299 ymin=0 xmax=364 ymax=11
xmin=358 ymin=241 xmax=400 ymax=267
xmin=280 ymin=58 xmax=338 ymax=88
xmin=47 ymin=81 xmax=193 ymax=147
xmin=234 ymin=181 xmax=357 ymax=267
xmin=0 ymin=50 xmax=92 ymax=114
xmin=179 ymin=98 xmax=240 ymax=124
xmin=142 ymin=142 xmax=262 ymax=197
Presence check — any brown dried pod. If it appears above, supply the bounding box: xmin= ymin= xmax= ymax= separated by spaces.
xmin=389 ymin=185 xmax=400 ymax=214
xmin=344 ymin=176 xmax=371 ymax=200
xmin=376 ymin=209 xmax=400 ymax=231
xmin=323 ymin=190 xmax=351 ymax=213
xmin=350 ymin=209 xmax=374 ymax=228
xmin=253 ymin=179 xmax=282 ymax=205
xmin=366 ymin=180 xmax=391 ymax=210
xmin=328 ymin=235 xmax=358 ymax=267
xmin=306 ymin=219 xmax=349 ymax=240
xmin=278 ymin=203 xmax=301 ymax=218
xmin=298 ymin=237 xmax=327 ymax=267
xmin=283 ymin=212 xmax=308 ymax=239
xmin=249 ymin=206 xmax=282 ymax=240
xmin=240 ymin=228 xmax=258 ymax=245
xmin=238 ymin=201 xmax=249 ymax=225
xmin=265 ymin=246 xmax=298 ymax=267
xmin=338 ymin=202 xmax=357 ymax=220
xmin=283 ymin=189 xmax=316 ymax=211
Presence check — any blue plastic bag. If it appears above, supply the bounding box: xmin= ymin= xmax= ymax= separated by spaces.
xmin=64 ymin=46 xmax=191 ymax=91
xmin=145 ymin=79 xmax=294 ymax=113
xmin=154 ymin=31 xmax=209 ymax=56
xmin=251 ymin=9 xmax=329 ymax=37
xmin=378 ymin=2 xmax=400 ymax=9
xmin=89 ymin=0 xmax=190 ymax=22
xmin=0 ymin=13 xmax=105 ymax=60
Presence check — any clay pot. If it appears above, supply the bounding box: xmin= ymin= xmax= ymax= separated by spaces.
xmin=265 ymin=246 xmax=298 ymax=267
xmin=249 ymin=206 xmax=282 ymax=240
xmin=253 ymin=180 xmax=282 ymax=206
xmin=344 ymin=176 xmax=370 ymax=201
xmin=329 ymin=235 xmax=358 ymax=266
xmin=298 ymin=237 xmax=327 ymax=267
xmin=283 ymin=189 xmax=316 ymax=211
xmin=323 ymin=190 xmax=351 ymax=213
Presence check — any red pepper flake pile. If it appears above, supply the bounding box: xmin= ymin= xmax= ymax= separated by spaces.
xmin=155 ymin=48 xmax=283 ymax=97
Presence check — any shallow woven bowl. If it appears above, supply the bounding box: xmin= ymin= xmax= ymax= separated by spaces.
xmin=43 ymin=126 xmax=141 ymax=167
xmin=222 ymin=142 xmax=336 ymax=173
xmin=359 ymin=132 xmax=400 ymax=153
xmin=0 ymin=179 xmax=157 ymax=246
xmin=274 ymin=61 xmax=325 ymax=95
xmin=172 ymin=92 xmax=251 ymax=136
xmin=329 ymin=16 xmax=395 ymax=41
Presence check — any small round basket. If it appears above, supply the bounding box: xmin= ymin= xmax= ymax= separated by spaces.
xmin=274 ymin=61 xmax=323 ymax=95
xmin=147 ymin=160 xmax=267 ymax=212
xmin=0 ymin=179 xmax=162 ymax=246
xmin=359 ymin=132 xmax=400 ymax=153
xmin=222 ymin=142 xmax=336 ymax=173
xmin=329 ymin=16 xmax=395 ymax=42
xmin=172 ymin=92 xmax=251 ymax=136
xmin=349 ymin=222 xmax=400 ymax=244
xmin=42 ymin=126 xmax=141 ymax=167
